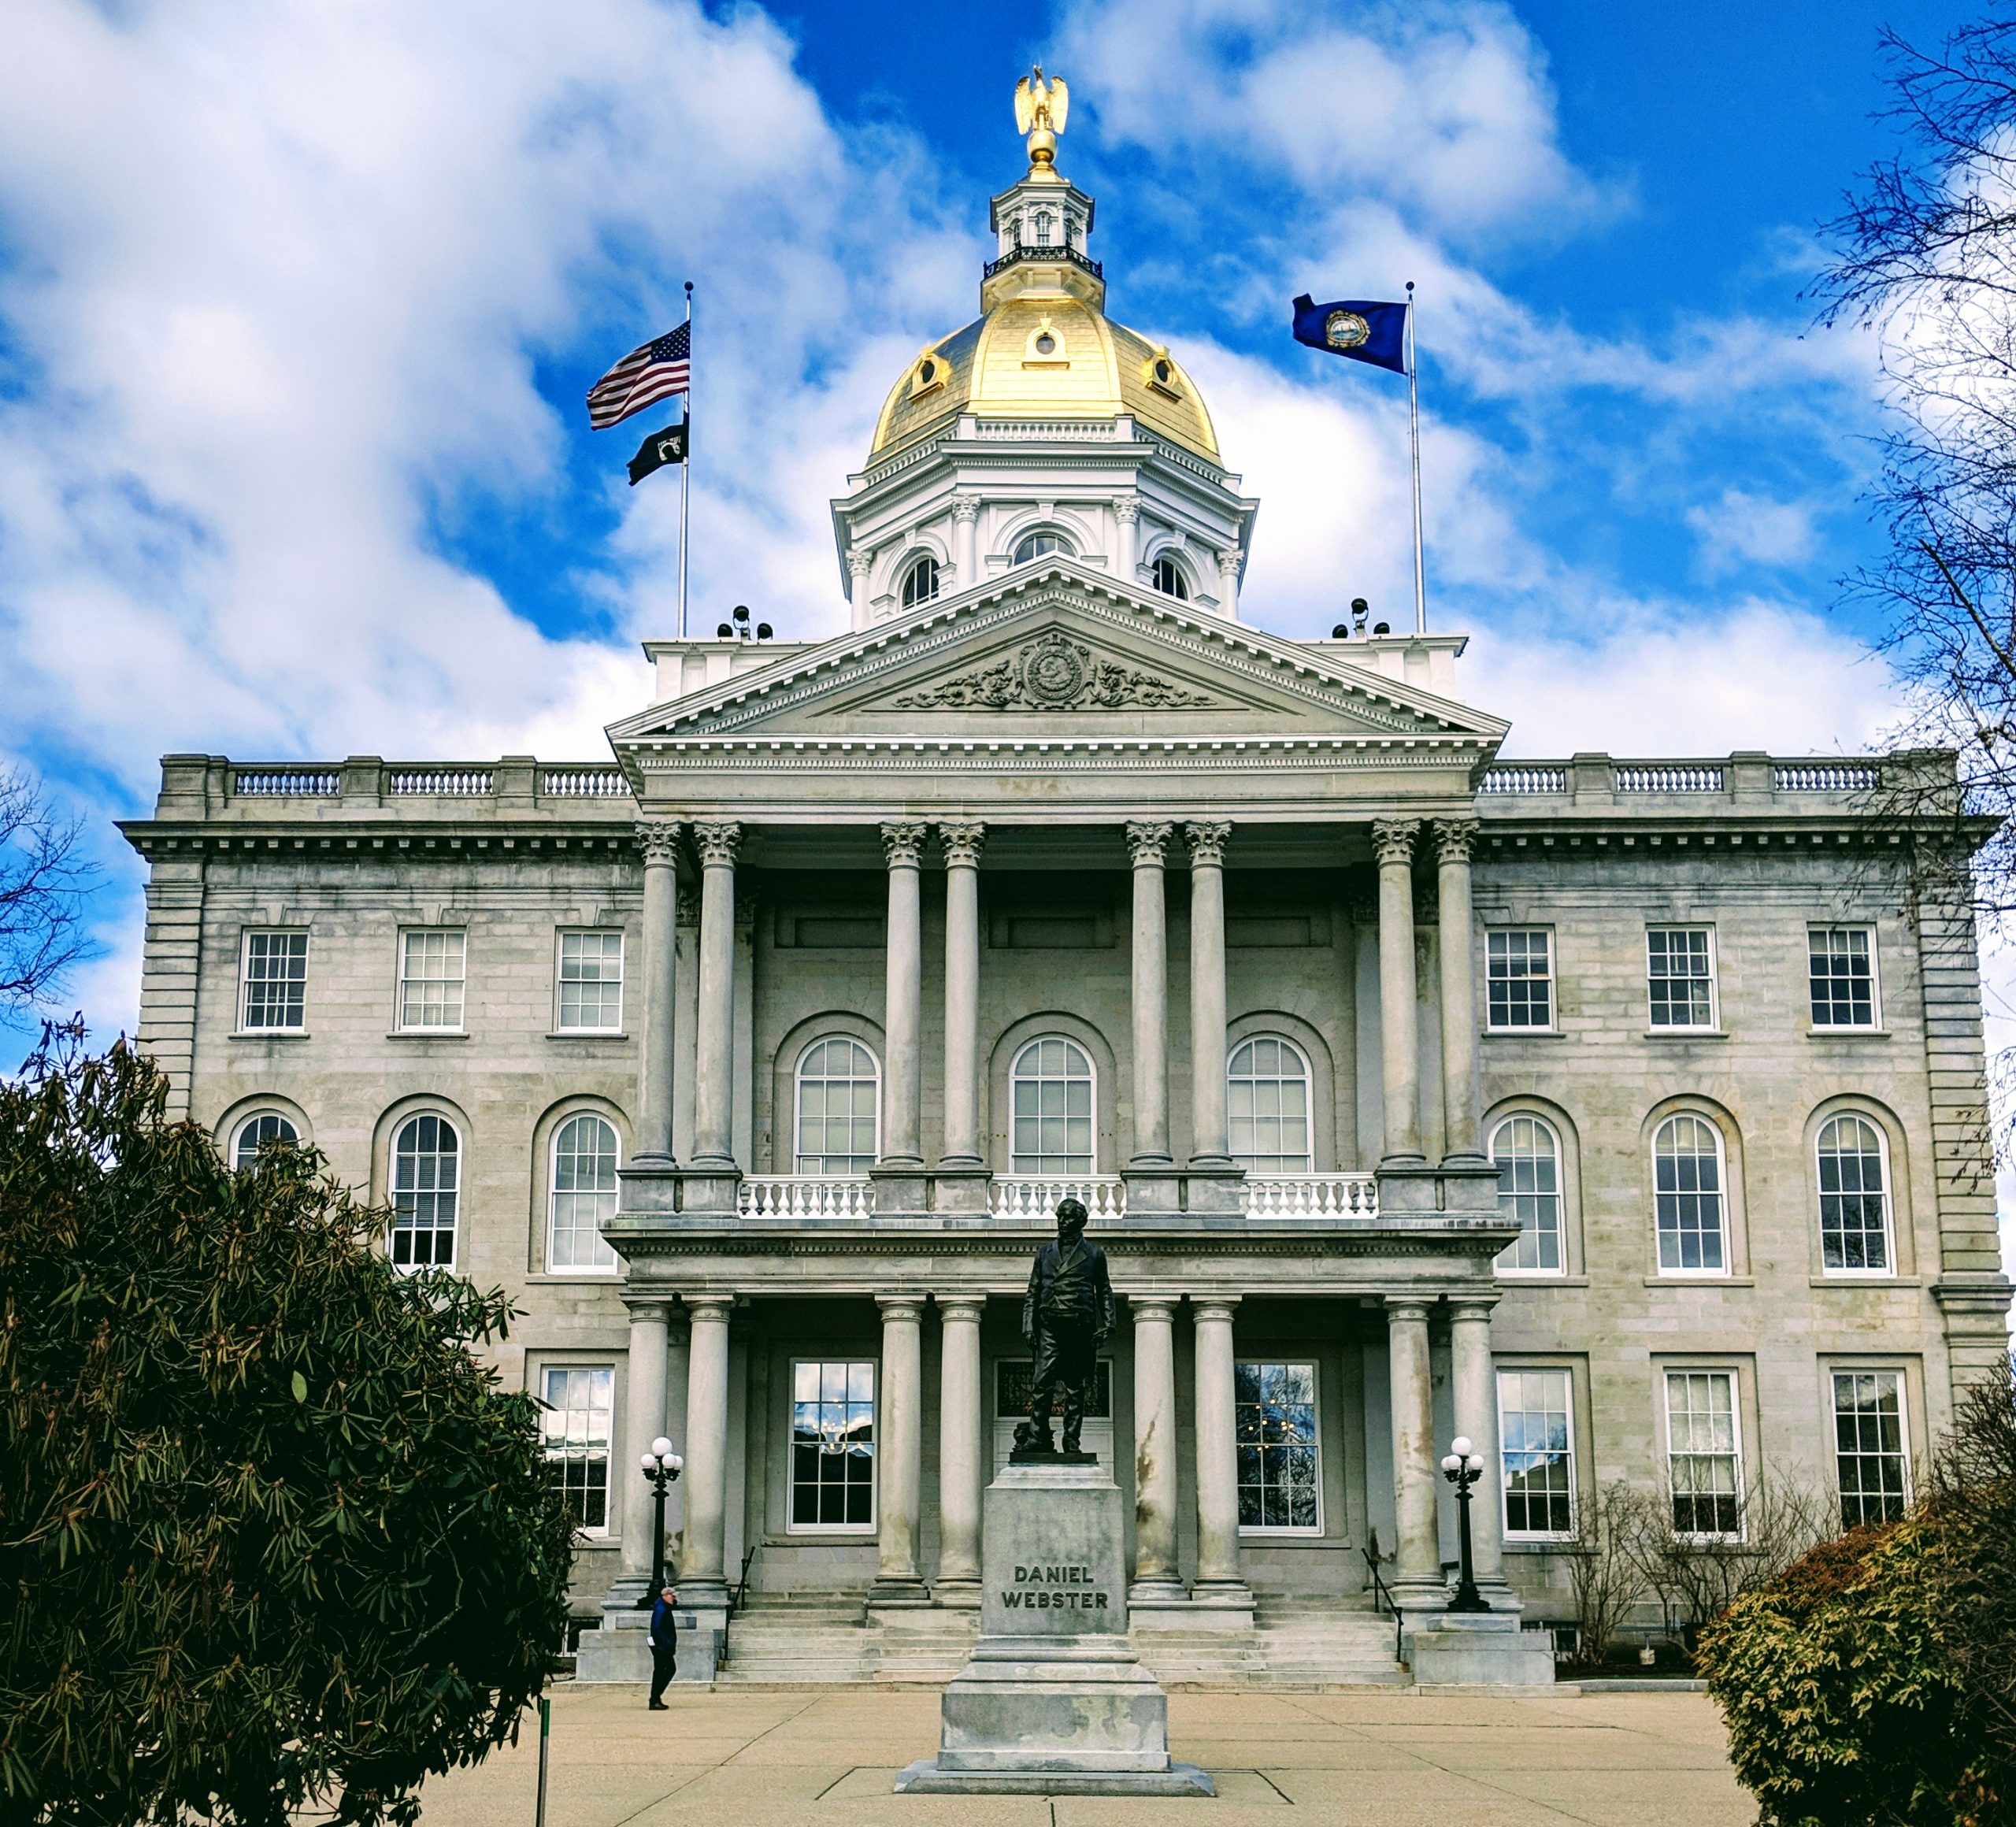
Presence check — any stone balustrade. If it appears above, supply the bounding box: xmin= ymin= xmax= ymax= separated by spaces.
xmin=739 ymin=1175 xmax=876 ymax=1219
xmin=1242 ymin=1173 xmax=1379 ymax=1219
xmin=990 ymin=1175 xmax=1127 ymax=1221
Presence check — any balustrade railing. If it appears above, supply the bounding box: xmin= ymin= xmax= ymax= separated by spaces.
xmin=387 ymin=768 xmax=494 ymax=796
xmin=233 ymin=769 xmax=339 ymax=796
xmin=738 ymin=1175 xmax=875 ymax=1219
xmin=1614 ymin=764 xmax=1724 ymax=794
xmin=990 ymin=1176 xmax=1126 ymax=1221
xmin=981 ymin=242 xmax=1102 ymax=282
xmin=1243 ymin=1174 xmax=1380 ymax=1219
xmin=1478 ymin=765 xmax=1567 ymax=795
xmin=1774 ymin=762 xmax=1880 ymax=791
xmin=543 ymin=767 xmax=630 ymax=797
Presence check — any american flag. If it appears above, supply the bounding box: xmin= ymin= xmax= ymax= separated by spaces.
xmin=586 ymin=324 xmax=690 ymax=430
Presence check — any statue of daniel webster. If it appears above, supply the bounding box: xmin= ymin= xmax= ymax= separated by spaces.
xmin=1014 ymin=1198 xmax=1116 ymax=1458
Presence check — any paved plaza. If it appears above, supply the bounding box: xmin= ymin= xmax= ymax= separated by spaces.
xmin=413 ymin=1686 xmax=1750 ymax=1827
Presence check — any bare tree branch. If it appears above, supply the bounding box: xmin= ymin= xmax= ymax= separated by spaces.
xmin=0 ymin=767 xmax=101 ymax=1016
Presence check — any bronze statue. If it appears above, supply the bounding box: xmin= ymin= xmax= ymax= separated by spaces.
xmin=1014 ymin=1197 xmax=1114 ymax=1458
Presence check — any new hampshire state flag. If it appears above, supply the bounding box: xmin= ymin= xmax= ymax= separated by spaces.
xmin=1292 ymin=295 xmax=1409 ymax=374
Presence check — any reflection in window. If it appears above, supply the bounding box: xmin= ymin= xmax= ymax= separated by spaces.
xmin=391 ymin=1114 xmax=459 ymax=1269
xmin=541 ymin=1366 xmax=613 ymax=1533
xmin=795 ymin=1037 xmax=879 ymax=1173
xmin=1013 ymin=530 xmax=1070 ymax=565
xmin=1817 ymin=1114 xmax=1891 ymax=1273
xmin=557 ymin=931 xmax=624 ymax=1032
xmin=900 ymin=556 xmax=939 ymax=607
xmin=1227 ymin=1036 xmax=1311 ymax=1171
xmin=1492 ymin=1115 xmax=1562 ymax=1273
xmin=549 ymin=1114 xmax=620 ymax=1272
xmin=240 ymin=931 xmax=308 ymax=1031
xmin=1499 ymin=1368 xmax=1575 ymax=1539
xmin=1810 ymin=926 xmax=1877 ymax=1028
xmin=1833 ymin=1370 xmax=1910 ymax=1527
xmin=791 ymin=1359 xmax=876 ymax=1529
xmin=1653 ymin=1114 xmax=1728 ymax=1273
xmin=1666 ymin=1370 xmax=1742 ymax=1537
xmin=1010 ymin=1037 xmax=1095 ymax=1173
xmin=1236 ymin=1362 xmax=1319 ymax=1531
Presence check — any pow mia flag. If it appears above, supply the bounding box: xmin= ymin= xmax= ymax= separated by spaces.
xmin=627 ymin=417 xmax=689 ymax=487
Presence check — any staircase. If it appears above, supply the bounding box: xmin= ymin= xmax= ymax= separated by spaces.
xmin=713 ymin=1592 xmax=1408 ymax=1689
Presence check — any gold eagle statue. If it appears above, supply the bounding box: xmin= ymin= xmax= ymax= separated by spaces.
xmin=1014 ymin=65 xmax=1069 ymax=170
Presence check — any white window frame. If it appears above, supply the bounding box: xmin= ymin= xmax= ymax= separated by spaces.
xmin=1815 ymin=1113 xmax=1896 ymax=1277
xmin=1664 ymin=1369 xmax=1744 ymax=1543
xmin=1651 ymin=1112 xmax=1732 ymax=1278
xmin=539 ymin=1364 xmax=615 ymax=1537
xmin=1010 ymin=1036 xmax=1097 ymax=1173
xmin=1484 ymin=928 xmax=1555 ymax=1032
xmin=1491 ymin=1113 xmax=1566 ymax=1277
xmin=1234 ymin=1359 xmax=1322 ymax=1536
xmin=794 ymin=1036 xmax=881 ymax=1175
xmin=231 ymin=1110 xmax=299 ymax=1172
xmin=239 ymin=928 xmax=309 ymax=1032
xmin=1830 ymin=1368 xmax=1913 ymax=1529
xmin=388 ymin=1111 xmax=461 ymax=1271
xmin=1226 ymin=1034 xmax=1314 ymax=1173
xmin=554 ymin=929 xmax=624 ymax=1034
xmin=1646 ymin=925 xmax=1718 ymax=1031
xmin=1150 ymin=553 xmax=1190 ymax=599
xmin=1497 ymin=1367 xmax=1577 ymax=1543
xmin=787 ymin=1357 xmax=878 ymax=1535
xmin=1011 ymin=529 xmax=1073 ymax=565
xmin=547 ymin=1112 xmax=621 ymax=1275
xmin=397 ymin=928 xmax=466 ymax=1033
xmin=899 ymin=554 xmax=939 ymax=607
xmin=1808 ymin=925 xmax=1881 ymax=1030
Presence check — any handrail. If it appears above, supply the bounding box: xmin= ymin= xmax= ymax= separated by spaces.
xmin=1363 ymin=1529 xmax=1403 ymax=1666
xmin=721 ymin=1541 xmax=761 ymax=1667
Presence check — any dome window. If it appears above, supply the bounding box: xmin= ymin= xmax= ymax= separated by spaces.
xmin=1014 ymin=531 xmax=1071 ymax=565
xmin=908 ymin=350 xmax=947 ymax=400
xmin=1142 ymin=346 xmax=1184 ymax=399
xmin=900 ymin=555 xmax=940 ymax=607
xmin=1151 ymin=554 xmax=1189 ymax=599
xmin=1022 ymin=317 xmax=1067 ymax=368
xmin=1035 ymin=332 xmax=1057 ymax=354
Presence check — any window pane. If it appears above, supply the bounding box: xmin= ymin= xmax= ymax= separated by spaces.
xmin=558 ymin=931 xmax=624 ymax=1031
xmin=1817 ymin=1115 xmax=1890 ymax=1273
xmin=400 ymin=930 xmax=466 ymax=1030
xmin=1833 ymin=1370 xmax=1910 ymax=1527
xmin=1499 ymin=1369 xmax=1575 ymax=1537
xmin=241 ymin=930 xmax=309 ymax=1030
xmin=541 ymin=1365 xmax=614 ymax=1532
xmin=1486 ymin=929 xmax=1553 ymax=1029
xmin=232 ymin=1110 xmax=299 ymax=1172
xmin=549 ymin=1114 xmax=620 ymax=1271
xmin=1654 ymin=1114 xmax=1727 ymax=1273
xmin=391 ymin=1114 xmax=459 ymax=1269
xmin=1227 ymin=1037 xmax=1313 ymax=1172
xmin=1666 ymin=1371 xmax=1742 ymax=1536
xmin=1647 ymin=927 xmax=1715 ymax=1028
xmin=795 ymin=1037 xmax=879 ymax=1173
xmin=1010 ymin=1037 xmax=1095 ymax=1173
xmin=1236 ymin=1362 xmax=1320 ymax=1532
xmin=791 ymin=1360 xmax=876 ymax=1530
xmin=1493 ymin=1115 xmax=1562 ymax=1273
xmin=1810 ymin=927 xmax=1875 ymax=1028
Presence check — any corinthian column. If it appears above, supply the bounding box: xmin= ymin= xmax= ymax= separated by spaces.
xmin=633 ymin=821 xmax=681 ymax=1165
xmin=1126 ymin=820 xmax=1173 ymax=1166
xmin=939 ymin=821 xmax=985 ymax=1167
xmin=880 ymin=821 xmax=928 ymax=1167
xmin=1434 ymin=817 xmax=1484 ymax=1164
xmin=951 ymin=495 xmax=979 ymax=587
xmin=1372 ymin=817 xmax=1424 ymax=1165
xmin=847 ymin=548 xmax=875 ymax=628
xmin=1186 ymin=821 xmax=1232 ymax=1166
xmin=691 ymin=822 xmax=740 ymax=1170
xmin=1115 ymin=495 xmax=1140 ymax=581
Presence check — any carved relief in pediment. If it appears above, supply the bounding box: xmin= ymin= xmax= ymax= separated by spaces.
xmin=892 ymin=630 xmax=1217 ymax=711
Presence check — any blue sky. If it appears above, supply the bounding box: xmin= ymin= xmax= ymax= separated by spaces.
xmin=0 ymin=0 xmax=1975 ymax=1051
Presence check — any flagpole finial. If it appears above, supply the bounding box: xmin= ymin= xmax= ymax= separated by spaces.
xmin=1013 ymin=65 xmax=1069 ymax=176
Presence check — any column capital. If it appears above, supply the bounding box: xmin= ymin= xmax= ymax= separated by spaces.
xmin=1433 ymin=816 xmax=1482 ymax=864
xmin=692 ymin=821 xmax=742 ymax=868
xmin=1447 ymin=1292 xmax=1501 ymax=1323
xmin=1184 ymin=819 xmax=1231 ymax=867
xmin=621 ymin=1292 xmax=680 ymax=1323
xmin=936 ymin=1295 xmax=987 ymax=1324
xmin=1125 ymin=819 xmax=1173 ymax=866
xmin=635 ymin=818 xmax=683 ymax=866
xmin=1128 ymin=1293 xmax=1180 ymax=1321
xmin=881 ymin=820 xmax=929 ymax=868
xmin=847 ymin=547 xmax=875 ymax=579
xmin=1384 ymin=1294 xmax=1433 ymax=1323
xmin=1371 ymin=817 xmax=1421 ymax=868
xmin=1114 ymin=493 xmax=1141 ymax=526
xmin=951 ymin=493 xmax=980 ymax=524
xmin=1191 ymin=1295 xmax=1240 ymax=1322
xmin=686 ymin=1294 xmax=736 ymax=1324
xmin=876 ymin=1292 xmax=928 ymax=1320
xmin=938 ymin=819 xmax=986 ymax=867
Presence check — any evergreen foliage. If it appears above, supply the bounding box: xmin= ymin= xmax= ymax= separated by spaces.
xmin=0 ymin=1030 xmax=576 ymax=1825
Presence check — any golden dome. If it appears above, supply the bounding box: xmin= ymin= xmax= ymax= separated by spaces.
xmin=869 ymin=284 xmax=1221 ymax=465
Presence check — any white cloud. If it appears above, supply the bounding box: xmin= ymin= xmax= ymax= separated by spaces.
xmin=1686 ymin=487 xmax=1819 ymax=575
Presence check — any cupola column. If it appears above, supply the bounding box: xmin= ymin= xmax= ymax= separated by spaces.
xmin=1217 ymin=548 xmax=1242 ymax=621
xmin=952 ymin=496 xmax=979 ymax=587
xmin=847 ymin=549 xmax=875 ymax=630
xmin=1115 ymin=495 xmax=1140 ymax=582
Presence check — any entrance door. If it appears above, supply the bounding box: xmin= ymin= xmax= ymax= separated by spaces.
xmin=992 ymin=1358 xmax=1116 ymax=1476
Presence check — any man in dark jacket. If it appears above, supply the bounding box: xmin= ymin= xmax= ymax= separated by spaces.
xmin=1020 ymin=1197 xmax=1115 ymax=1455
xmin=647 ymin=1584 xmax=679 ymax=1709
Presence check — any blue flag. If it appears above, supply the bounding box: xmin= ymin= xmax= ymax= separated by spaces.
xmin=1292 ymin=295 xmax=1408 ymax=374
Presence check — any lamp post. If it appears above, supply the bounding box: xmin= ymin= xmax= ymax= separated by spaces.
xmin=1440 ymin=1434 xmax=1491 ymax=1614
xmin=634 ymin=1436 xmax=684 ymax=1607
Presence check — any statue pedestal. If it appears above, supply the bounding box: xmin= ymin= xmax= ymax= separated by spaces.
xmin=895 ymin=1458 xmax=1213 ymax=1796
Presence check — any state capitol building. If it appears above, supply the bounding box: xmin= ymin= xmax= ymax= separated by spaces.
xmin=122 ymin=98 xmax=2012 ymax=1686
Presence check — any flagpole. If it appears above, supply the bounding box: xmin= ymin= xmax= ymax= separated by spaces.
xmin=1405 ymin=279 xmax=1426 ymax=636
xmin=677 ymin=280 xmax=693 ymax=640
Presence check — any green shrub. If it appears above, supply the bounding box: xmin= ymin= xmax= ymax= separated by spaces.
xmin=1699 ymin=1517 xmax=2002 ymax=1826
xmin=0 ymin=1032 xmax=577 ymax=1825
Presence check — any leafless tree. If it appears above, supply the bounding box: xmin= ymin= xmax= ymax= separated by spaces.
xmin=1555 ymin=1480 xmax=1648 ymax=1669
xmin=1625 ymin=1471 xmax=1836 ymax=1638
xmin=0 ymin=767 xmax=98 ymax=1017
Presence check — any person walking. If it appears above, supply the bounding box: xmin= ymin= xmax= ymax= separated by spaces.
xmin=647 ymin=1584 xmax=679 ymax=1708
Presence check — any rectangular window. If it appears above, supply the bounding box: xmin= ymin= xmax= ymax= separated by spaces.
xmin=398 ymin=929 xmax=466 ymax=1032
xmin=556 ymin=930 xmax=624 ymax=1032
xmin=1810 ymin=926 xmax=1877 ymax=1028
xmin=1833 ymin=1369 xmax=1910 ymax=1528
xmin=1486 ymin=929 xmax=1554 ymax=1030
xmin=1499 ymin=1368 xmax=1576 ymax=1540
xmin=1236 ymin=1362 xmax=1321 ymax=1532
xmin=1666 ymin=1370 xmax=1742 ymax=1538
xmin=540 ymin=1366 xmax=613 ymax=1534
xmin=791 ymin=1358 xmax=876 ymax=1531
xmin=1647 ymin=926 xmax=1716 ymax=1028
xmin=239 ymin=930 xmax=308 ymax=1031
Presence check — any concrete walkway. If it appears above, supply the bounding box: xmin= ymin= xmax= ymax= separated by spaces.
xmin=412 ymin=1685 xmax=1751 ymax=1827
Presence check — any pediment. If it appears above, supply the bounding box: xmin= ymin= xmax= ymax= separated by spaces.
xmin=608 ymin=564 xmax=1507 ymax=749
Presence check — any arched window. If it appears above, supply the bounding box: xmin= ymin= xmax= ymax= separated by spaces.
xmin=795 ymin=1037 xmax=880 ymax=1173
xmin=1227 ymin=1036 xmax=1311 ymax=1171
xmin=391 ymin=1114 xmax=459 ymax=1270
xmin=1492 ymin=1115 xmax=1562 ymax=1273
xmin=1010 ymin=1036 xmax=1095 ymax=1173
xmin=900 ymin=556 xmax=939 ymax=608
xmin=1013 ymin=530 xmax=1071 ymax=565
xmin=1817 ymin=1114 xmax=1892 ymax=1273
xmin=1652 ymin=1114 xmax=1727 ymax=1275
xmin=1151 ymin=554 xmax=1189 ymax=599
xmin=549 ymin=1114 xmax=621 ymax=1273
xmin=232 ymin=1110 xmax=298 ymax=1173
xmin=1032 ymin=209 xmax=1054 ymax=246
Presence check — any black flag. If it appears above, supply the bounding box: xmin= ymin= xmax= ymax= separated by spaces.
xmin=627 ymin=417 xmax=688 ymax=486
